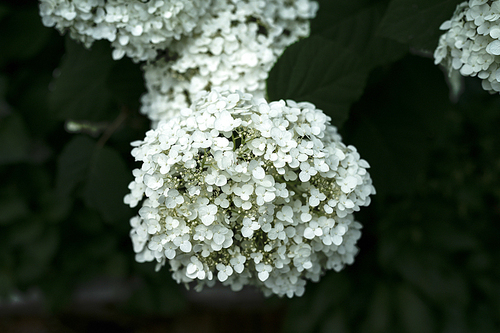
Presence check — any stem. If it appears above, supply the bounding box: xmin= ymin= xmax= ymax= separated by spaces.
xmin=97 ymin=106 xmax=128 ymax=147
xmin=200 ymin=150 xmax=208 ymax=169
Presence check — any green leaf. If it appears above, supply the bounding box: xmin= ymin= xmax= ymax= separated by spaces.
xmin=49 ymin=38 xmax=116 ymax=121
xmin=442 ymin=305 xmax=468 ymax=333
xmin=39 ymin=191 xmax=72 ymax=224
xmin=314 ymin=2 xmax=408 ymax=68
xmin=430 ymin=224 xmax=479 ymax=252
xmin=267 ymin=36 xmax=369 ymax=126
xmin=29 ymin=227 xmax=59 ymax=264
xmin=106 ymin=57 xmax=146 ymax=109
xmin=347 ymin=108 xmax=429 ymax=196
xmin=83 ymin=146 xmax=132 ymax=222
xmin=397 ymin=284 xmax=436 ymax=333
xmin=361 ymin=283 xmax=392 ymax=333
xmin=283 ymin=272 xmax=351 ymax=333
xmin=0 ymin=271 xmax=14 ymax=297
xmin=0 ymin=112 xmax=30 ymax=164
xmin=55 ymin=135 xmax=95 ymax=196
xmin=268 ymin=2 xmax=407 ymax=127
xmin=0 ymin=195 xmax=29 ymax=225
xmin=15 ymin=74 xmax=59 ymax=138
xmin=57 ymin=135 xmax=132 ymax=222
xmin=0 ymin=74 xmax=6 ymax=97
xmin=104 ymin=253 xmax=128 ymax=277
xmin=39 ymin=275 xmax=75 ymax=312
xmin=343 ymin=55 xmax=451 ymax=197
xmin=0 ymin=4 xmax=9 ymax=20
xmin=394 ymin=251 xmax=469 ymax=306
xmin=311 ymin=0 xmax=369 ymax=33
xmin=9 ymin=218 xmax=44 ymax=246
xmin=377 ymin=0 xmax=464 ymax=52
xmin=0 ymin=8 xmax=51 ymax=67
xmin=320 ymin=311 xmax=349 ymax=333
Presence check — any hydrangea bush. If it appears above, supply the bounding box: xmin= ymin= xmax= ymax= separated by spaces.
xmin=3 ymin=0 xmax=500 ymax=331
xmin=124 ymin=90 xmax=375 ymax=297
xmin=434 ymin=0 xmax=500 ymax=93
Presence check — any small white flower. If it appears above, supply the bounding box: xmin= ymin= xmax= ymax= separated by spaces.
xmin=205 ymin=169 xmax=227 ymax=186
xmin=186 ymin=256 xmax=207 ymax=280
xmin=199 ymin=204 xmax=218 ymax=226
xmin=214 ymin=110 xmax=241 ymax=132
xmin=338 ymin=175 xmax=358 ymax=194
xmin=212 ymin=137 xmax=230 ymax=150
xmin=252 ymin=166 xmax=266 ymax=180
xmin=255 ymin=186 xmax=276 ymax=206
xmin=233 ymin=184 xmax=254 ymax=201
xmin=213 ymin=150 xmax=235 ymax=170
xmin=309 ymin=188 xmax=326 ymax=207
xmin=299 ymin=162 xmax=317 ymax=182
xmin=230 ymin=254 xmax=246 ymax=273
xmin=303 ymin=221 xmax=323 ymax=239
xmin=216 ymin=263 xmax=234 ymax=282
xmin=144 ymin=174 xmax=164 ymax=190
xmin=276 ymin=205 xmax=294 ymax=223
xmin=256 ymin=263 xmax=273 ymax=281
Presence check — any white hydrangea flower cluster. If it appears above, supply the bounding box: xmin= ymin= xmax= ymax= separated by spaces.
xmin=124 ymin=90 xmax=375 ymax=297
xmin=39 ymin=0 xmax=318 ymax=123
xmin=38 ymin=0 xmax=211 ymax=62
xmin=140 ymin=0 xmax=319 ymax=124
xmin=434 ymin=0 xmax=500 ymax=93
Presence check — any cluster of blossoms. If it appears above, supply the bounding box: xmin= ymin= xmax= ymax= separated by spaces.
xmin=141 ymin=0 xmax=319 ymax=124
xmin=39 ymin=0 xmax=210 ymax=62
xmin=124 ymin=90 xmax=375 ymax=297
xmin=434 ymin=0 xmax=500 ymax=93
xmin=39 ymin=0 xmax=318 ymax=124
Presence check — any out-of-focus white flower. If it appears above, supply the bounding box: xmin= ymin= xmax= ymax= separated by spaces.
xmin=125 ymin=90 xmax=375 ymax=297
xmin=434 ymin=0 xmax=500 ymax=93
xmin=38 ymin=0 xmax=211 ymax=62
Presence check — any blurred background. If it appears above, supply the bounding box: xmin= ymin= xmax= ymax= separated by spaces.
xmin=1 ymin=0 xmax=499 ymax=332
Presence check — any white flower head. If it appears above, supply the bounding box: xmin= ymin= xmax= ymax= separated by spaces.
xmin=434 ymin=0 xmax=500 ymax=93
xmin=126 ymin=90 xmax=375 ymax=298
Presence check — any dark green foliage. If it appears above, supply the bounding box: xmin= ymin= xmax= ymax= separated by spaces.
xmin=48 ymin=38 xmax=116 ymax=121
xmin=1 ymin=0 xmax=499 ymax=332
xmin=377 ymin=0 xmax=464 ymax=52
xmin=0 ymin=112 xmax=31 ymax=164
xmin=268 ymin=0 xmax=407 ymax=127
xmin=0 ymin=7 xmax=51 ymax=67
xmin=56 ymin=135 xmax=95 ymax=196
xmin=267 ymin=35 xmax=369 ymax=126
xmin=82 ymin=144 xmax=132 ymax=223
